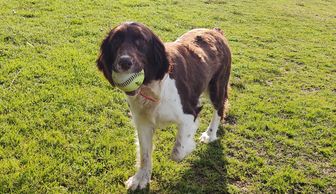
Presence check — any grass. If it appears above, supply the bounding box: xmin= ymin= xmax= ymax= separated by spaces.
xmin=0 ymin=0 xmax=335 ymax=193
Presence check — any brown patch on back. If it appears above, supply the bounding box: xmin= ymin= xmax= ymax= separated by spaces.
xmin=166 ymin=29 xmax=231 ymax=119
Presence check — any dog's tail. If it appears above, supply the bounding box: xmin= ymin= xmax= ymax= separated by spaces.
xmin=213 ymin=27 xmax=224 ymax=35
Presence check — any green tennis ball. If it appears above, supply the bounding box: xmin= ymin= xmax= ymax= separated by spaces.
xmin=112 ymin=70 xmax=145 ymax=92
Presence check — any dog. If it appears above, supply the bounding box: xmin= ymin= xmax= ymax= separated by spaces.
xmin=97 ymin=22 xmax=231 ymax=190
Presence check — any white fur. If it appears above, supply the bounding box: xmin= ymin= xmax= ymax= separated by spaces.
xmin=125 ymin=75 xmax=215 ymax=190
xmin=200 ymin=111 xmax=220 ymax=143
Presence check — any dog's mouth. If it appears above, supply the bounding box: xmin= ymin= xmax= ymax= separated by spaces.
xmin=111 ymin=68 xmax=145 ymax=95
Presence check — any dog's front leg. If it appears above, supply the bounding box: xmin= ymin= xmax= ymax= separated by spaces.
xmin=171 ymin=116 xmax=199 ymax=162
xmin=125 ymin=118 xmax=153 ymax=190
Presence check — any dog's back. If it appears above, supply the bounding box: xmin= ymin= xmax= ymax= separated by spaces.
xmin=165 ymin=28 xmax=231 ymax=119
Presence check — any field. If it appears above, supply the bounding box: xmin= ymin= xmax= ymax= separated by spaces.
xmin=0 ymin=0 xmax=335 ymax=193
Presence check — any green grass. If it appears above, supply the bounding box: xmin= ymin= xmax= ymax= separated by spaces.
xmin=0 ymin=0 xmax=335 ymax=193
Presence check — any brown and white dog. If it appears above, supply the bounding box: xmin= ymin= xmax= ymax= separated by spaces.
xmin=97 ymin=22 xmax=231 ymax=190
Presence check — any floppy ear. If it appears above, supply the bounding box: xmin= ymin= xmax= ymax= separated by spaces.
xmin=144 ymin=32 xmax=169 ymax=84
xmin=96 ymin=36 xmax=108 ymax=71
xmin=96 ymin=33 xmax=115 ymax=86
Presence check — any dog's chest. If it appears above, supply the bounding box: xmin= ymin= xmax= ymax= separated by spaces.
xmin=128 ymin=77 xmax=185 ymax=127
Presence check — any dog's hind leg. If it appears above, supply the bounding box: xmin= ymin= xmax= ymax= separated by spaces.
xmin=171 ymin=115 xmax=199 ymax=162
xmin=200 ymin=111 xmax=221 ymax=143
xmin=200 ymin=98 xmax=229 ymax=143
xmin=200 ymin=65 xmax=230 ymax=143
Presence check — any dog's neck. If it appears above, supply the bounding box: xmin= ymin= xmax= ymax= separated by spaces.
xmin=127 ymin=73 xmax=169 ymax=104
xmin=139 ymin=86 xmax=160 ymax=103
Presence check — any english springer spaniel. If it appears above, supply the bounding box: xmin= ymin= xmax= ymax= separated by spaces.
xmin=97 ymin=22 xmax=231 ymax=190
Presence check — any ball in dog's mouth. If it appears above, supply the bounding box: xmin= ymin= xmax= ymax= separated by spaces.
xmin=111 ymin=70 xmax=144 ymax=93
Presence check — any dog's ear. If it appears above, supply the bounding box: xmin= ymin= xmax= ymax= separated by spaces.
xmin=97 ymin=36 xmax=108 ymax=71
xmin=145 ymin=32 xmax=169 ymax=84
xmin=97 ymin=32 xmax=116 ymax=86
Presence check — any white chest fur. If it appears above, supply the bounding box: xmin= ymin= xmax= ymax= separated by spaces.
xmin=127 ymin=76 xmax=185 ymax=128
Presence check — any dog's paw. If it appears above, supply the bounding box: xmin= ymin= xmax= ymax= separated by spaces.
xmin=199 ymin=132 xmax=218 ymax=143
xmin=125 ymin=169 xmax=151 ymax=190
xmin=171 ymin=140 xmax=196 ymax=162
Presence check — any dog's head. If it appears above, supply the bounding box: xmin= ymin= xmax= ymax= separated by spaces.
xmin=97 ymin=22 xmax=169 ymax=89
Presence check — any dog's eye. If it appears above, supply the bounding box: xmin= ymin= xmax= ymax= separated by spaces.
xmin=135 ymin=40 xmax=142 ymax=47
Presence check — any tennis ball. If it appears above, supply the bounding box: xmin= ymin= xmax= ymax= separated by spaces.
xmin=112 ymin=70 xmax=145 ymax=92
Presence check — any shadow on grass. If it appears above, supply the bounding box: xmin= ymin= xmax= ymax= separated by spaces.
xmin=128 ymin=128 xmax=228 ymax=194
xmin=167 ymin=136 xmax=228 ymax=193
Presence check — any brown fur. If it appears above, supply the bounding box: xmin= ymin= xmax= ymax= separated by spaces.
xmin=166 ymin=29 xmax=231 ymax=119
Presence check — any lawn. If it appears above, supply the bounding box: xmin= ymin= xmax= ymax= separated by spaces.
xmin=0 ymin=0 xmax=335 ymax=193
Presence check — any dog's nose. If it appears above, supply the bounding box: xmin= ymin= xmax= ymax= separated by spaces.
xmin=118 ymin=56 xmax=133 ymax=70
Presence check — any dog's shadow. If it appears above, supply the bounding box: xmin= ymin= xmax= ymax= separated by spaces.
xmin=166 ymin=130 xmax=228 ymax=194
xmin=127 ymin=127 xmax=228 ymax=194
